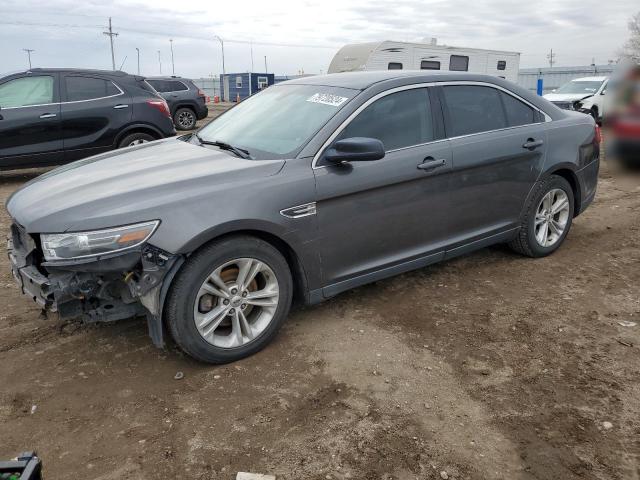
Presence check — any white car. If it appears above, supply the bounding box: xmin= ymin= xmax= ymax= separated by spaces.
xmin=544 ymin=76 xmax=608 ymax=122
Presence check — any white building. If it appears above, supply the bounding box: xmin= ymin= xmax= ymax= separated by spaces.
xmin=328 ymin=40 xmax=520 ymax=82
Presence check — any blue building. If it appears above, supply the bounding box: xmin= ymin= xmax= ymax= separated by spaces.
xmin=220 ymin=73 xmax=275 ymax=102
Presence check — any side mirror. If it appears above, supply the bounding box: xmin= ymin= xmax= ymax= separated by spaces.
xmin=600 ymin=90 xmax=607 ymax=96
xmin=324 ymin=137 xmax=385 ymax=164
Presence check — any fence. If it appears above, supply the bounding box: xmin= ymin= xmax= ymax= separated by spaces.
xmin=192 ymin=77 xmax=221 ymax=99
xmin=517 ymin=65 xmax=616 ymax=94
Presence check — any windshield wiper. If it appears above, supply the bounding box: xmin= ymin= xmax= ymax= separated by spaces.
xmin=194 ymin=134 xmax=251 ymax=159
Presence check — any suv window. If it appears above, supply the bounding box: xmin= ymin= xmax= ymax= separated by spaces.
xmin=421 ymin=60 xmax=441 ymax=70
xmin=500 ymin=91 xmax=536 ymax=126
xmin=338 ymin=88 xmax=433 ymax=151
xmin=66 ymin=76 xmax=119 ymax=101
xmin=449 ymin=55 xmax=469 ymax=72
xmin=442 ymin=85 xmax=507 ymax=136
xmin=147 ymin=79 xmax=188 ymax=92
xmin=388 ymin=62 xmax=403 ymax=70
xmin=0 ymin=76 xmax=54 ymax=108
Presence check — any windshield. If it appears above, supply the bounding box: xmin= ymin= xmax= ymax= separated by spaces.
xmin=197 ymin=84 xmax=356 ymax=158
xmin=556 ymin=80 xmax=604 ymax=95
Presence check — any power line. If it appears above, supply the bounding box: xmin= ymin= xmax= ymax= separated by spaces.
xmin=103 ymin=17 xmax=119 ymax=70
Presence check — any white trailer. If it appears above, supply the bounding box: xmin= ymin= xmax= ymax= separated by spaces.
xmin=327 ymin=40 xmax=520 ymax=83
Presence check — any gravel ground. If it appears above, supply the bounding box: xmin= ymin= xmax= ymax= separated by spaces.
xmin=0 ymin=152 xmax=639 ymax=479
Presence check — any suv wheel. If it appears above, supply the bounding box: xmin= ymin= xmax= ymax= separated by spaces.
xmin=119 ymin=132 xmax=155 ymax=148
xmin=174 ymin=107 xmax=196 ymax=130
xmin=509 ymin=175 xmax=575 ymax=258
xmin=165 ymin=235 xmax=293 ymax=364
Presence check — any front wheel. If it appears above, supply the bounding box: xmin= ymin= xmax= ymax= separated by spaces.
xmin=509 ymin=175 xmax=575 ymax=257
xmin=165 ymin=236 xmax=293 ymax=364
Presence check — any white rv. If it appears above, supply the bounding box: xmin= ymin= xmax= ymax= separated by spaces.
xmin=328 ymin=40 xmax=520 ymax=83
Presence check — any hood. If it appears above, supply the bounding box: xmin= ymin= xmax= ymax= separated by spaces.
xmin=6 ymin=138 xmax=285 ymax=233
xmin=543 ymin=93 xmax=594 ymax=102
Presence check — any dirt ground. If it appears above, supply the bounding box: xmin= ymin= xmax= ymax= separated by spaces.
xmin=1 ymin=155 xmax=639 ymax=479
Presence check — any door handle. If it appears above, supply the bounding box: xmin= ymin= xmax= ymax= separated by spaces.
xmin=417 ymin=157 xmax=446 ymax=171
xmin=522 ymin=138 xmax=544 ymax=150
xmin=114 ymin=104 xmax=129 ymax=109
xmin=39 ymin=113 xmax=57 ymax=119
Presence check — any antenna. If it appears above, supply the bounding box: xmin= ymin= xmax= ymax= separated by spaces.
xmin=23 ymin=48 xmax=35 ymax=69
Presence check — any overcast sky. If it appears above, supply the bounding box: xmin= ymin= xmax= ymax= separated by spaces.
xmin=0 ymin=0 xmax=636 ymax=78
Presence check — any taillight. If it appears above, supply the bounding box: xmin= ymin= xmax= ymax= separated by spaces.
xmin=594 ymin=124 xmax=602 ymax=145
xmin=197 ymin=89 xmax=205 ymax=97
xmin=146 ymin=99 xmax=171 ymax=118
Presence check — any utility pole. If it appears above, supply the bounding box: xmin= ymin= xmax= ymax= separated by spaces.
xmin=23 ymin=49 xmax=34 ymax=69
xmin=264 ymin=55 xmax=268 ymax=73
xmin=169 ymin=39 xmax=175 ymax=75
xmin=103 ymin=17 xmax=119 ymax=70
xmin=135 ymin=47 xmax=140 ymax=75
xmin=158 ymin=50 xmax=162 ymax=74
xmin=214 ymin=35 xmax=225 ymax=75
xmin=547 ymin=48 xmax=556 ymax=68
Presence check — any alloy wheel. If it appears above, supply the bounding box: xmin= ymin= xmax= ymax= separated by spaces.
xmin=193 ymin=258 xmax=280 ymax=348
xmin=534 ymin=189 xmax=570 ymax=247
xmin=128 ymin=139 xmax=149 ymax=146
xmin=178 ymin=111 xmax=195 ymax=129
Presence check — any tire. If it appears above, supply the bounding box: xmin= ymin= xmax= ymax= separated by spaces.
xmin=118 ymin=132 xmax=155 ymax=148
xmin=590 ymin=107 xmax=599 ymax=123
xmin=165 ymin=235 xmax=293 ymax=364
xmin=174 ymin=107 xmax=197 ymax=130
xmin=509 ymin=175 xmax=575 ymax=258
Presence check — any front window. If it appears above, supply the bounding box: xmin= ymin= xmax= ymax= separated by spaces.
xmin=556 ymin=80 xmax=604 ymax=95
xmin=197 ymin=84 xmax=356 ymax=158
xmin=0 ymin=76 xmax=54 ymax=108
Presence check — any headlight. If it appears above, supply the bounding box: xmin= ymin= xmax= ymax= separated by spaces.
xmin=41 ymin=220 xmax=159 ymax=261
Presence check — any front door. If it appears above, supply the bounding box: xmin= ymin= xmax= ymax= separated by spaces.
xmin=0 ymin=73 xmax=63 ymax=168
xmin=60 ymin=74 xmax=132 ymax=161
xmin=438 ymin=84 xmax=547 ymax=249
xmin=313 ymin=87 xmax=453 ymax=297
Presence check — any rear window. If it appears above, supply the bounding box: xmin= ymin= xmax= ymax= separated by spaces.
xmin=66 ymin=76 xmax=119 ymax=101
xmin=500 ymin=92 xmax=536 ymax=126
xmin=443 ymin=85 xmax=507 ymax=136
xmin=147 ymin=79 xmax=188 ymax=92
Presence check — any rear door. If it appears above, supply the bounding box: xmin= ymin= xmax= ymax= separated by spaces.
xmin=60 ymin=74 xmax=132 ymax=161
xmin=439 ymin=83 xmax=547 ymax=251
xmin=313 ymin=86 xmax=453 ymax=296
xmin=0 ymin=73 xmax=63 ymax=168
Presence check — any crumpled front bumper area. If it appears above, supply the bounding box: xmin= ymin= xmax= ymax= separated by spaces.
xmin=7 ymin=221 xmax=181 ymax=347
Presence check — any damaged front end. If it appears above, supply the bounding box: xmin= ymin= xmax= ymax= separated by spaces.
xmin=7 ymin=221 xmax=183 ymax=347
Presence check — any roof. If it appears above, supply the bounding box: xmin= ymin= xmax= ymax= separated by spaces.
xmin=279 ymin=70 xmax=508 ymax=90
xmin=570 ymin=76 xmax=608 ymax=81
xmin=25 ymin=68 xmax=131 ymax=76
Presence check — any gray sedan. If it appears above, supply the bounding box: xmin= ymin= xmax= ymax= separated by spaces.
xmin=6 ymin=71 xmax=600 ymax=363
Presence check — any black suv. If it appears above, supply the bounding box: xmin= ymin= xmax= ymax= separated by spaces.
xmin=0 ymin=69 xmax=176 ymax=169
xmin=146 ymin=76 xmax=208 ymax=130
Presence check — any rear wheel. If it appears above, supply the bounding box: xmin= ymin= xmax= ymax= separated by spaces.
xmin=174 ymin=107 xmax=197 ymax=130
xmin=118 ymin=132 xmax=155 ymax=148
xmin=509 ymin=175 xmax=575 ymax=257
xmin=165 ymin=236 xmax=293 ymax=364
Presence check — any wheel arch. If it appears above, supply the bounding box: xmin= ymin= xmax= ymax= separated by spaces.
xmin=547 ymin=166 xmax=582 ymax=217
xmin=176 ymin=225 xmax=310 ymax=307
xmin=114 ymin=123 xmax=164 ymax=147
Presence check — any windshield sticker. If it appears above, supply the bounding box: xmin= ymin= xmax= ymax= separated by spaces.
xmin=307 ymin=93 xmax=349 ymax=107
